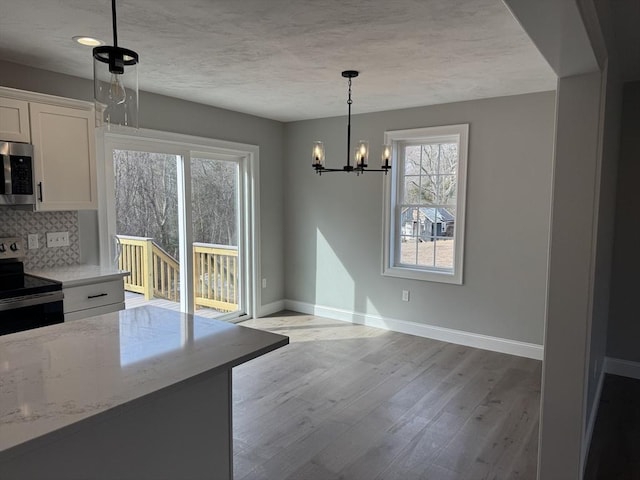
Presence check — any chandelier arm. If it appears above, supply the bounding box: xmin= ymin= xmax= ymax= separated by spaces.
xmin=111 ymin=0 xmax=118 ymax=47
xmin=314 ymin=166 xmax=389 ymax=175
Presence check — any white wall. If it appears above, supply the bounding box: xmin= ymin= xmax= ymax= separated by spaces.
xmin=538 ymin=71 xmax=603 ymax=480
xmin=283 ymin=92 xmax=556 ymax=346
xmin=504 ymin=3 xmax=619 ymax=478
xmin=0 ymin=60 xmax=285 ymax=307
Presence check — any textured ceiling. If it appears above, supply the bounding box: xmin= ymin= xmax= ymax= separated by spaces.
xmin=0 ymin=0 xmax=556 ymax=121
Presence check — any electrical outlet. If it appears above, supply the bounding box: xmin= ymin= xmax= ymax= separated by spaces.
xmin=402 ymin=290 xmax=410 ymax=302
xmin=47 ymin=231 xmax=70 ymax=248
xmin=28 ymin=234 xmax=39 ymax=250
xmin=262 ymin=278 xmax=267 ymax=289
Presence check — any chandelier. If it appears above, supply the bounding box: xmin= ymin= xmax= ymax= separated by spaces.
xmin=312 ymin=71 xmax=391 ymax=175
xmin=93 ymin=0 xmax=139 ymax=128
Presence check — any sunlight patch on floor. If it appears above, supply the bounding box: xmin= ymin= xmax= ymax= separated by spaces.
xmin=240 ymin=312 xmax=388 ymax=342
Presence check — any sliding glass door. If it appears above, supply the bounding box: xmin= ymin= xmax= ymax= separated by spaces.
xmin=190 ymin=155 xmax=242 ymax=317
xmin=113 ymin=149 xmax=181 ymax=310
xmin=103 ymin=135 xmax=252 ymax=321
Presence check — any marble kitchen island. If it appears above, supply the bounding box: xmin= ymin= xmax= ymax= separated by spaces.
xmin=0 ymin=306 xmax=288 ymax=480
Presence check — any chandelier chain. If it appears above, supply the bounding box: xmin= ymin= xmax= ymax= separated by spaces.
xmin=346 ymin=77 xmax=352 ymax=167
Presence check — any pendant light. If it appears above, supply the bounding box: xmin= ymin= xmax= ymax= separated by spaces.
xmin=312 ymin=71 xmax=391 ymax=175
xmin=93 ymin=0 xmax=139 ymax=128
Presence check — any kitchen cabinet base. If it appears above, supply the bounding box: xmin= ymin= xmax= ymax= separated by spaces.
xmin=0 ymin=369 xmax=232 ymax=480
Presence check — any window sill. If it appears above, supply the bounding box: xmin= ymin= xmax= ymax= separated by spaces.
xmin=382 ymin=265 xmax=463 ymax=285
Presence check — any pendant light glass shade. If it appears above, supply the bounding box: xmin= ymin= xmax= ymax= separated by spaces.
xmin=312 ymin=141 xmax=325 ymax=168
xmin=355 ymin=140 xmax=369 ymax=167
xmin=92 ymin=0 xmax=139 ymax=128
xmin=382 ymin=144 xmax=391 ymax=169
xmin=93 ymin=46 xmax=138 ymax=127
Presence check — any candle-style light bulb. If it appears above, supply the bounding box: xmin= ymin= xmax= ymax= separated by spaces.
xmin=382 ymin=144 xmax=391 ymax=169
xmin=356 ymin=140 xmax=368 ymax=167
xmin=312 ymin=141 xmax=325 ymax=168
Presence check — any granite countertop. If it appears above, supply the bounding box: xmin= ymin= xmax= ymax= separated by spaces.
xmin=0 ymin=306 xmax=288 ymax=456
xmin=26 ymin=264 xmax=129 ymax=287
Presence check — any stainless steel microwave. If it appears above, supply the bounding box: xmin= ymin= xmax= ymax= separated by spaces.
xmin=0 ymin=141 xmax=36 ymax=206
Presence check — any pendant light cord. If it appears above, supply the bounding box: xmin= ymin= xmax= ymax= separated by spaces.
xmin=112 ymin=0 xmax=119 ymax=47
xmin=346 ymin=77 xmax=353 ymax=167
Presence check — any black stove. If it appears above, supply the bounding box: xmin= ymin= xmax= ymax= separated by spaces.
xmin=0 ymin=261 xmax=61 ymax=297
xmin=0 ymin=237 xmax=64 ymax=335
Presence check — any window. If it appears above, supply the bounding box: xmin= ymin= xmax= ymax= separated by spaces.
xmin=383 ymin=124 xmax=469 ymax=284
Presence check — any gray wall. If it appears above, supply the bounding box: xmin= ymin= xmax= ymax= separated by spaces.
xmin=284 ymin=91 xmax=556 ymax=345
xmin=607 ymin=80 xmax=640 ymax=363
xmin=0 ymin=60 xmax=285 ymax=306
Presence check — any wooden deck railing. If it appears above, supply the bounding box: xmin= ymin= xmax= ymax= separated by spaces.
xmin=193 ymin=243 xmax=238 ymax=312
xmin=116 ymin=235 xmax=238 ymax=312
xmin=117 ymin=235 xmax=154 ymax=299
xmin=152 ymin=242 xmax=180 ymax=302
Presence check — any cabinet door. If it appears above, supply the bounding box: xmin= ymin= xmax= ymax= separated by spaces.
xmin=0 ymin=97 xmax=30 ymax=142
xmin=29 ymin=103 xmax=97 ymax=210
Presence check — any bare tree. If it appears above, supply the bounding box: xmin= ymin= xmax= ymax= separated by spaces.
xmin=404 ymin=143 xmax=458 ymax=205
xmin=114 ymin=150 xmax=237 ymax=259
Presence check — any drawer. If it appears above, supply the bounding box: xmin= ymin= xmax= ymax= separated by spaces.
xmin=64 ymin=302 xmax=124 ymax=322
xmin=63 ymin=279 xmax=125 ymax=314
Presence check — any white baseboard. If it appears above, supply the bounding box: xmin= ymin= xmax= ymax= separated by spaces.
xmin=283 ymin=299 xmax=543 ymax=360
xmin=605 ymin=356 xmax=640 ymax=380
xmin=582 ymin=365 xmax=606 ymax=473
xmin=258 ymin=300 xmax=285 ymax=318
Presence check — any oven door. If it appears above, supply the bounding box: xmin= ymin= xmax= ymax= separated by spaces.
xmin=0 ymin=291 xmax=64 ymax=336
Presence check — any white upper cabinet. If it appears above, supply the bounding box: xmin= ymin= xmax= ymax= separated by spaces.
xmin=0 ymin=97 xmax=30 ymax=142
xmin=29 ymin=103 xmax=97 ymax=211
xmin=0 ymin=87 xmax=98 ymax=211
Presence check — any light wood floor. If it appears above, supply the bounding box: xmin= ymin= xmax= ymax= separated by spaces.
xmin=234 ymin=312 xmax=541 ymax=480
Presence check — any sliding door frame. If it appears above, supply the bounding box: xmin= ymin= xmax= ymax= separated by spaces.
xmin=96 ymin=126 xmax=261 ymax=319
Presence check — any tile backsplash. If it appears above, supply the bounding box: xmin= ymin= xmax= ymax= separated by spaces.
xmin=0 ymin=209 xmax=80 ymax=270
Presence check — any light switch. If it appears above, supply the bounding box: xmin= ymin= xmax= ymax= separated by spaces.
xmin=47 ymin=232 xmax=70 ymax=248
xmin=28 ymin=234 xmax=39 ymax=249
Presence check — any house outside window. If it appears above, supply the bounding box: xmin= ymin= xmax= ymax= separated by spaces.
xmin=382 ymin=124 xmax=469 ymax=284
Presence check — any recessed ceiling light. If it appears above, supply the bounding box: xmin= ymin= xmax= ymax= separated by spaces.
xmin=72 ymin=36 xmax=104 ymax=47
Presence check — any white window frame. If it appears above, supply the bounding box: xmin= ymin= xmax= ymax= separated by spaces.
xmin=95 ymin=126 xmax=261 ymax=319
xmin=382 ymin=124 xmax=469 ymax=284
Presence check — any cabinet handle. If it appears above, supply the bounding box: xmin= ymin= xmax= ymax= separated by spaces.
xmin=37 ymin=182 xmax=43 ymax=202
xmin=87 ymin=293 xmax=108 ymax=299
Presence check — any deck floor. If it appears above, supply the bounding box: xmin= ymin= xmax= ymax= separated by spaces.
xmin=124 ymin=291 xmax=225 ymax=319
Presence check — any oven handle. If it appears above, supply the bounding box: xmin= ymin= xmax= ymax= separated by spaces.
xmin=0 ymin=291 xmax=64 ymax=312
